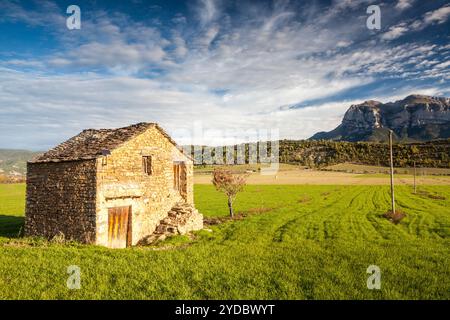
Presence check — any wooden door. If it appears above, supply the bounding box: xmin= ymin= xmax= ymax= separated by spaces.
xmin=173 ymin=162 xmax=187 ymax=200
xmin=173 ymin=163 xmax=180 ymax=192
xmin=108 ymin=206 xmax=132 ymax=248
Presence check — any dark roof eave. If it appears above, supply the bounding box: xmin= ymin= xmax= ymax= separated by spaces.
xmin=28 ymin=156 xmax=99 ymax=164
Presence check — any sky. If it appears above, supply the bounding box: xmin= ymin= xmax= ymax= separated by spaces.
xmin=0 ymin=0 xmax=449 ymax=150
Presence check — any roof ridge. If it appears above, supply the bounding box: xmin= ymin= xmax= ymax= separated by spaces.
xmin=29 ymin=122 xmax=166 ymax=163
xmin=82 ymin=122 xmax=156 ymax=132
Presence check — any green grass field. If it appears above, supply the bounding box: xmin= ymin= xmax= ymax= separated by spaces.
xmin=0 ymin=184 xmax=25 ymax=238
xmin=0 ymin=183 xmax=449 ymax=299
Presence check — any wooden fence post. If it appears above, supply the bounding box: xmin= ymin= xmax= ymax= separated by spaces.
xmin=389 ymin=130 xmax=395 ymax=213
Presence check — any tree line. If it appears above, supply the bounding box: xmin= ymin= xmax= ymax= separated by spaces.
xmin=185 ymin=139 xmax=450 ymax=168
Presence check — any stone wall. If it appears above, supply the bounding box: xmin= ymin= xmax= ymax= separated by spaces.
xmin=95 ymin=126 xmax=194 ymax=246
xmin=25 ymin=160 xmax=97 ymax=242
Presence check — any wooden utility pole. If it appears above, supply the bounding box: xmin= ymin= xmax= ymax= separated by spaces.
xmin=413 ymin=161 xmax=417 ymax=194
xmin=389 ymin=130 xmax=395 ymax=213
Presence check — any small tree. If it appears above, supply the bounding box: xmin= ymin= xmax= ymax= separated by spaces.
xmin=212 ymin=168 xmax=247 ymax=218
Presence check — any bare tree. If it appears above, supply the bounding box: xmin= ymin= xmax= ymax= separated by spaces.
xmin=212 ymin=168 xmax=247 ymax=218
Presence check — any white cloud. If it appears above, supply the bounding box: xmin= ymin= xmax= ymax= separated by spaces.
xmin=395 ymin=0 xmax=414 ymax=11
xmin=1 ymin=59 xmax=44 ymax=68
xmin=197 ymin=0 xmax=219 ymax=26
xmin=63 ymin=41 xmax=166 ymax=72
xmin=172 ymin=32 xmax=188 ymax=58
xmin=336 ymin=40 xmax=353 ymax=48
xmin=382 ymin=4 xmax=450 ymax=40
xmin=0 ymin=0 xmax=65 ymax=26
xmin=433 ymin=60 xmax=450 ymax=69
xmin=423 ymin=4 xmax=450 ymax=25
xmin=381 ymin=24 xmax=409 ymax=40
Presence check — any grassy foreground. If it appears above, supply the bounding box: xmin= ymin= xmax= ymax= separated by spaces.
xmin=0 ymin=183 xmax=449 ymax=299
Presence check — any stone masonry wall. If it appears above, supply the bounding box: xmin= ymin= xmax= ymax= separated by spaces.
xmin=95 ymin=126 xmax=194 ymax=246
xmin=25 ymin=160 xmax=97 ymax=242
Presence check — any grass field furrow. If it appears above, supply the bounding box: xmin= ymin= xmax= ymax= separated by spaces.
xmin=326 ymin=186 xmax=376 ymax=240
xmin=272 ymin=187 xmax=350 ymax=242
xmin=349 ymin=187 xmax=378 ymax=240
xmin=394 ymin=187 xmax=449 ymax=239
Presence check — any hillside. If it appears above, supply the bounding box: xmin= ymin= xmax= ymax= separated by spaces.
xmin=277 ymin=139 xmax=450 ymax=168
xmin=310 ymin=95 xmax=450 ymax=142
xmin=187 ymin=139 xmax=450 ymax=168
xmin=0 ymin=149 xmax=41 ymax=176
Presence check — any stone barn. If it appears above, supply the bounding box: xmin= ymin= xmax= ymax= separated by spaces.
xmin=25 ymin=122 xmax=203 ymax=248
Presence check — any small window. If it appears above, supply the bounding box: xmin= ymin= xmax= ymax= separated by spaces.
xmin=142 ymin=156 xmax=152 ymax=175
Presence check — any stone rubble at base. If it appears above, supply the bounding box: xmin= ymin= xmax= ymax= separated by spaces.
xmin=138 ymin=202 xmax=203 ymax=245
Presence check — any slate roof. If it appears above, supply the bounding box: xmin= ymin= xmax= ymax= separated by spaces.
xmin=30 ymin=122 xmax=182 ymax=163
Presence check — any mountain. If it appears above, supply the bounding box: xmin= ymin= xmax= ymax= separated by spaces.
xmin=0 ymin=149 xmax=41 ymax=176
xmin=309 ymin=94 xmax=450 ymax=142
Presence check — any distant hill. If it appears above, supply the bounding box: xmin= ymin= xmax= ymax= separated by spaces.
xmin=0 ymin=149 xmax=41 ymax=176
xmin=310 ymin=94 xmax=450 ymax=142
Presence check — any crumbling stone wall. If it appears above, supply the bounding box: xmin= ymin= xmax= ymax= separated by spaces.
xmin=138 ymin=202 xmax=203 ymax=245
xmin=25 ymin=160 xmax=97 ymax=242
xmin=95 ymin=126 xmax=194 ymax=246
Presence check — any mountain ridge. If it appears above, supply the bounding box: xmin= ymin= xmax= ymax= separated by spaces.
xmin=310 ymin=94 xmax=450 ymax=142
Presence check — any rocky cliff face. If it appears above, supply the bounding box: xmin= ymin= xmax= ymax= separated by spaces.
xmin=310 ymin=95 xmax=450 ymax=142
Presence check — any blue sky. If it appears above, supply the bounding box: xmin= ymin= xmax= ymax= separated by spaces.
xmin=0 ymin=0 xmax=449 ymax=150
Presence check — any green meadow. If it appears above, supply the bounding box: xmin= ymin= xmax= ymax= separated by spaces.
xmin=0 ymin=183 xmax=449 ymax=299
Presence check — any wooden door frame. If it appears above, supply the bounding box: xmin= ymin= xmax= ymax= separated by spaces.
xmin=126 ymin=205 xmax=132 ymax=247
